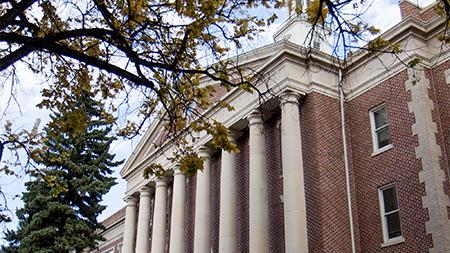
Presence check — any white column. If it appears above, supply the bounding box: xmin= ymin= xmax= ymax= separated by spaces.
xmin=247 ymin=112 xmax=269 ymax=253
xmin=194 ymin=148 xmax=211 ymax=253
xmin=280 ymin=91 xmax=308 ymax=253
xmin=219 ymin=132 xmax=238 ymax=253
xmin=193 ymin=147 xmax=212 ymax=253
xmin=169 ymin=168 xmax=186 ymax=253
xmin=151 ymin=178 xmax=168 ymax=253
xmin=136 ymin=187 xmax=152 ymax=253
xmin=123 ymin=196 xmax=138 ymax=253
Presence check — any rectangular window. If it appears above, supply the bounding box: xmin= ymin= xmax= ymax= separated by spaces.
xmin=379 ymin=184 xmax=403 ymax=244
xmin=370 ymin=105 xmax=392 ymax=153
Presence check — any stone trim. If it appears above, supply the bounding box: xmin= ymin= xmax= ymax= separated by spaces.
xmin=444 ymin=69 xmax=450 ymax=84
xmin=405 ymin=68 xmax=450 ymax=253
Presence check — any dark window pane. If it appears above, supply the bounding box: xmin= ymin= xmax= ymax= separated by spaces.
xmin=386 ymin=212 xmax=402 ymax=238
xmin=377 ymin=126 xmax=391 ymax=148
xmin=374 ymin=107 xmax=388 ymax=129
xmin=383 ymin=187 xmax=398 ymax=213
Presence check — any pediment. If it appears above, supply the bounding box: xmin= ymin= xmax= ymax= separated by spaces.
xmin=120 ymin=41 xmax=330 ymax=178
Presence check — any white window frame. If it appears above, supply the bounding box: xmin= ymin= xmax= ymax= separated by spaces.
xmin=370 ymin=104 xmax=392 ymax=155
xmin=378 ymin=184 xmax=404 ymax=247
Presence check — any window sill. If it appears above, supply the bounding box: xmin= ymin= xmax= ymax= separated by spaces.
xmin=371 ymin=144 xmax=393 ymax=157
xmin=381 ymin=237 xmax=405 ymax=248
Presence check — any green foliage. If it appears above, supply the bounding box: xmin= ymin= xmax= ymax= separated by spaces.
xmin=408 ymin=57 xmax=423 ymax=68
xmin=0 ymin=0 xmax=289 ymax=174
xmin=2 ymin=0 xmax=448 ymax=181
xmin=367 ymin=37 xmax=402 ymax=53
xmin=143 ymin=163 xmax=166 ymax=179
xmin=0 ymin=120 xmax=42 ymax=223
xmin=306 ymin=0 xmax=328 ymax=25
xmin=1 ymin=83 xmax=123 ymax=253
xmin=179 ymin=152 xmax=204 ymax=176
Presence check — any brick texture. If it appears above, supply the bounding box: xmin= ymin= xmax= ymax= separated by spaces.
xmin=399 ymin=0 xmax=437 ymax=22
xmin=264 ymin=112 xmax=285 ymax=253
xmin=300 ymin=92 xmax=353 ymax=253
xmin=149 ymin=196 xmax=155 ymax=250
xmin=210 ymin=152 xmax=221 ymax=253
xmin=185 ymin=175 xmax=196 ymax=253
xmin=348 ymin=70 xmax=432 ymax=252
xmin=165 ymin=182 xmax=173 ymax=253
xmin=426 ymin=62 xmax=450 ymax=207
xmin=236 ymin=131 xmax=250 ymax=253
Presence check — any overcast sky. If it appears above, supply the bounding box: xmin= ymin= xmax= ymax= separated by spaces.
xmin=0 ymin=0 xmax=436 ymax=240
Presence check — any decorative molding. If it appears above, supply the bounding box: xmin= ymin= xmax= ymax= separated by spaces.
xmin=247 ymin=111 xmax=264 ymax=127
xmin=155 ymin=177 xmax=169 ymax=188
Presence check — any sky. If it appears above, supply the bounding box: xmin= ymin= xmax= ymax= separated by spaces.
xmin=0 ymin=0 xmax=436 ymax=241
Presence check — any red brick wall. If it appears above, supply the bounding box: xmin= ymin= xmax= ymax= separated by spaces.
xmin=348 ymin=70 xmax=432 ymax=252
xmin=399 ymin=0 xmax=437 ymax=22
xmin=300 ymin=92 xmax=353 ymax=253
xmin=149 ymin=195 xmax=154 ymax=250
xmin=427 ymin=62 xmax=450 ymax=204
xmin=265 ymin=113 xmax=285 ymax=253
xmin=185 ymin=175 xmax=196 ymax=253
xmin=165 ymin=182 xmax=173 ymax=253
xmin=236 ymin=131 xmax=249 ymax=253
xmin=210 ymin=152 xmax=221 ymax=253
xmin=112 ymin=64 xmax=448 ymax=253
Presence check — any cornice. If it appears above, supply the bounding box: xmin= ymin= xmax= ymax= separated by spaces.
xmin=120 ymin=40 xmax=340 ymax=179
xmin=121 ymin=12 xmax=450 ymax=181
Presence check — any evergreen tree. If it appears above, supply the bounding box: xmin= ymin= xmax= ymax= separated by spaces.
xmin=2 ymin=83 xmax=122 ymax=253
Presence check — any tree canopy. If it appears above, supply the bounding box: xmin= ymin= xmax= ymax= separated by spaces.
xmin=2 ymin=1 xmax=450 ymax=250
xmin=1 ymin=81 xmax=122 ymax=253
xmin=1 ymin=0 xmax=450 ymax=177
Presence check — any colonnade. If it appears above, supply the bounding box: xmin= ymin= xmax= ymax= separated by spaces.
xmin=121 ymin=91 xmax=308 ymax=253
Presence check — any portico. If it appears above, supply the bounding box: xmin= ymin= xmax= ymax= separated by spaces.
xmin=120 ymin=90 xmax=309 ymax=253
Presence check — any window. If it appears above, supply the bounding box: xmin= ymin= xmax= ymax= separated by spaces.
xmin=370 ymin=105 xmax=392 ymax=153
xmin=379 ymin=184 xmax=403 ymax=245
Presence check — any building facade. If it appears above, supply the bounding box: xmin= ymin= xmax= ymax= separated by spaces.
xmin=95 ymin=1 xmax=450 ymax=252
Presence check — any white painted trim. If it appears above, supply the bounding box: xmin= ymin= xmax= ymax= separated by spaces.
xmin=371 ymin=144 xmax=393 ymax=157
xmin=369 ymin=104 xmax=392 ymax=154
xmin=378 ymin=184 xmax=403 ymax=244
xmin=381 ymin=237 xmax=405 ymax=248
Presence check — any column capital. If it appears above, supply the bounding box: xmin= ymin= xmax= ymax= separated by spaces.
xmin=280 ymin=91 xmax=302 ymax=106
xmin=124 ymin=195 xmax=137 ymax=205
xmin=198 ymin=146 xmax=214 ymax=159
xmin=155 ymin=177 xmax=169 ymax=188
xmin=228 ymin=130 xmax=240 ymax=143
xmin=139 ymin=186 xmax=153 ymax=196
xmin=173 ymin=167 xmax=184 ymax=176
xmin=247 ymin=111 xmax=264 ymax=127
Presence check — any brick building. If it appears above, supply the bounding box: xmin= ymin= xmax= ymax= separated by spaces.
xmin=94 ymin=1 xmax=450 ymax=252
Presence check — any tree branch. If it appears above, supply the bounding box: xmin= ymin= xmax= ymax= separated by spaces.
xmin=0 ymin=0 xmax=37 ymax=30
